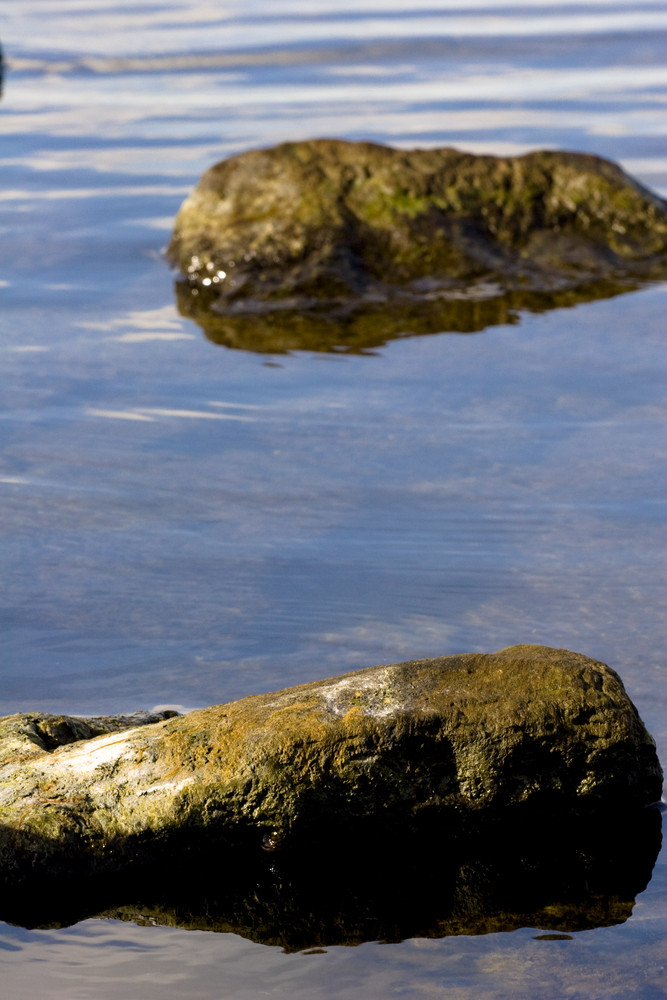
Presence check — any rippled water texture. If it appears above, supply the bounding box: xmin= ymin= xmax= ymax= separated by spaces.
xmin=1 ymin=1 xmax=666 ymax=996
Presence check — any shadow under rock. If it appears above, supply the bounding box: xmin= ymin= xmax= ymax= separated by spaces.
xmin=2 ymin=808 xmax=661 ymax=951
xmin=175 ymin=271 xmax=664 ymax=355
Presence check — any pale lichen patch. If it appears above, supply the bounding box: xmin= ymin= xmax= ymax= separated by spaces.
xmin=51 ymin=729 xmax=139 ymax=772
xmin=319 ymin=667 xmax=402 ymax=719
xmin=135 ymin=777 xmax=195 ymax=798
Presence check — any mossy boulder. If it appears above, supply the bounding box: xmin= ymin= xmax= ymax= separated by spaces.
xmin=168 ymin=139 xmax=667 ymax=335
xmin=0 ymin=646 xmax=661 ymax=884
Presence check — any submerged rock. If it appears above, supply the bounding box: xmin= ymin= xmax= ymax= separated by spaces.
xmin=168 ymin=139 xmax=667 ymax=344
xmin=0 ymin=646 xmax=661 ymax=884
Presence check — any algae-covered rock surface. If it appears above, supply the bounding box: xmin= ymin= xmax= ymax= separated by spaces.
xmin=168 ymin=139 xmax=667 ymax=351
xmin=0 ymin=646 xmax=661 ymax=885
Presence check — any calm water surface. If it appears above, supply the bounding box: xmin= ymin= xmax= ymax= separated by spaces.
xmin=1 ymin=1 xmax=666 ymax=996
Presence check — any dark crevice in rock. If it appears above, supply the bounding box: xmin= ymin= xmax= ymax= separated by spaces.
xmin=0 ymin=710 xmax=180 ymax=765
xmin=33 ymin=711 xmax=181 ymax=752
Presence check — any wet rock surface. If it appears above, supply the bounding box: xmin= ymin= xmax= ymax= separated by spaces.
xmin=0 ymin=646 xmax=661 ymax=886
xmin=168 ymin=139 xmax=667 ymax=351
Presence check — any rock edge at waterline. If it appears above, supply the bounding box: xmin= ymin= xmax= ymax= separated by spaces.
xmin=0 ymin=645 xmax=662 ymax=882
xmin=168 ymin=139 xmax=667 ymax=318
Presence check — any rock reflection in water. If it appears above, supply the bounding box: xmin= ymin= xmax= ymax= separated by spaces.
xmin=3 ymin=809 xmax=661 ymax=952
xmin=175 ymin=274 xmax=662 ymax=355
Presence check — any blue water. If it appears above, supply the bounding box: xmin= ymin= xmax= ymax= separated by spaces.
xmin=1 ymin=2 xmax=666 ymax=996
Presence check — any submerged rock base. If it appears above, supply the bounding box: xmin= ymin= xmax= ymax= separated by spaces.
xmin=174 ymin=271 xmax=648 ymax=355
xmin=1 ymin=807 xmax=661 ymax=948
xmin=0 ymin=645 xmax=662 ymax=890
